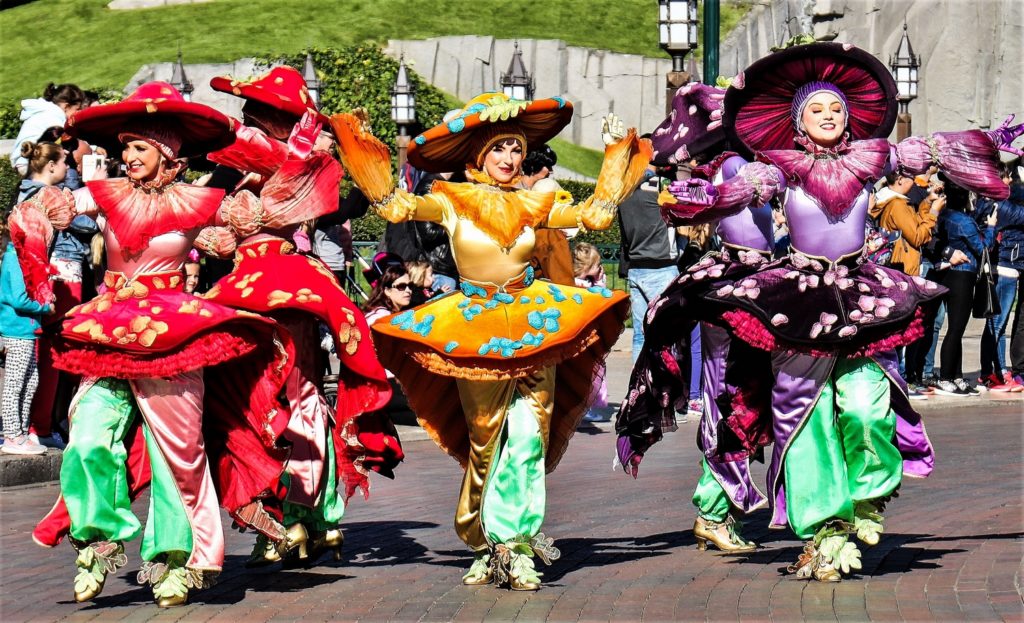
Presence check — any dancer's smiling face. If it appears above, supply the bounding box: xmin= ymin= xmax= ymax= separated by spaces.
xmin=483 ymin=139 xmax=524 ymax=184
xmin=800 ymin=92 xmax=847 ymax=147
xmin=122 ymin=140 xmax=164 ymax=182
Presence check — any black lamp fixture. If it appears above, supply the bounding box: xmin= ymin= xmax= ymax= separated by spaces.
xmin=500 ymin=41 xmax=534 ymax=101
xmin=657 ymin=0 xmax=699 ymax=113
xmin=890 ymin=21 xmax=920 ymax=114
xmin=302 ymin=51 xmax=321 ymax=106
xmin=390 ymin=55 xmax=417 ymax=129
xmin=657 ymin=0 xmax=699 ymax=72
xmin=169 ymin=44 xmax=194 ymax=102
xmin=889 ymin=20 xmax=920 ymax=140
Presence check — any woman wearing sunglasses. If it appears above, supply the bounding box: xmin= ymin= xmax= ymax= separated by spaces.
xmin=363 ymin=264 xmax=413 ymax=326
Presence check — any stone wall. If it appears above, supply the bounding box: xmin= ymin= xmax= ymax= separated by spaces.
xmin=126 ymin=58 xmax=259 ymax=121
xmin=719 ymin=0 xmax=1023 ymax=135
xmin=385 ymin=37 xmax=675 ymax=151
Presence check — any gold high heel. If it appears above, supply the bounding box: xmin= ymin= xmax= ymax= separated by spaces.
xmin=276 ymin=523 xmax=310 ymax=560
xmin=693 ymin=516 xmax=757 ymax=553
xmin=289 ymin=528 xmax=344 ymax=568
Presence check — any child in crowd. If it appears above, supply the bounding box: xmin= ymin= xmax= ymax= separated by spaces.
xmin=574 ymin=243 xmax=609 ymax=422
xmin=0 ymin=218 xmax=54 ymax=455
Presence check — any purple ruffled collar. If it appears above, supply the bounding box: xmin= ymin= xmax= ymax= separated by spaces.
xmin=759 ymin=136 xmax=890 ymax=221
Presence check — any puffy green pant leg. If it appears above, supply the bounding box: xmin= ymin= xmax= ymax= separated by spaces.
xmin=140 ymin=423 xmax=193 ymax=562
xmin=692 ymin=459 xmax=731 ymax=522
xmin=784 ymin=358 xmax=902 ymax=539
xmin=283 ymin=434 xmax=345 ymax=531
xmin=480 ymin=391 xmax=546 ymax=545
xmin=62 ymin=380 xmax=141 ymax=544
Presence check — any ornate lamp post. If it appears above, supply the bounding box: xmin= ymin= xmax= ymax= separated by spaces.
xmin=302 ymin=51 xmax=321 ymax=106
xmin=391 ymin=56 xmax=416 ymax=175
xmin=500 ymin=41 xmax=534 ymax=101
xmin=890 ymin=21 xmax=920 ymax=142
xmin=658 ymin=0 xmax=699 ymax=113
xmin=169 ymin=45 xmax=194 ymax=102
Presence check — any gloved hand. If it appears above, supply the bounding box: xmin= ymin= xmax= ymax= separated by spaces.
xmin=667 ymin=178 xmax=719 ymax=207
xmin=601 ymin=113 xmax=626 ymax=146
xmin=287 ymin=110 xmax=322 ymax=160
xmin=986 ymin=114 xmax=1024 ymax=157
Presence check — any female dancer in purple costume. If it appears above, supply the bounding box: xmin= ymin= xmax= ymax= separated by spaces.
xmin=618 ymin=39 xmax=1022 ymax=581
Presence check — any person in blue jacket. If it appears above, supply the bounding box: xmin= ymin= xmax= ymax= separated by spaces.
xmin=0 ymin=230 xmax=54 ymax=455
xmin=978 ymin=168 xmax=1024 ymax=387
xmin=932 ymin=175 xmax=996 ymax=396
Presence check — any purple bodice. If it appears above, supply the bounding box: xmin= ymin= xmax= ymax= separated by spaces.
xmin=714 ymin=155 xmax=775 ymax=252
xmin=783 ymin=183 xmax=872 ymax=260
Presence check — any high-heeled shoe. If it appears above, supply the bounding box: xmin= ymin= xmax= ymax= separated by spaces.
xmin=276 ymin=523 xmax=310 ymax=560
xmin=284 ymin=527 xmax=344 ymax=569
xmin=693 ymin=516 xmax=756 ymax=553
xmin=245 ymin=533 xmax=280 ymax=567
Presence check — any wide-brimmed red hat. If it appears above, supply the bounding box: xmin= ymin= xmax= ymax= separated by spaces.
xmin=65 ymin=82 xmax=237 ymax=158
xmin=408 ymin=93 xmax=573 ymax=173
xmin=211 ymin=66 xmax=328 ymax=125
xmin=724 ymin=41 xmax=897 ymax=157
xmin=651 ymin=82 xmax=728 ymax=165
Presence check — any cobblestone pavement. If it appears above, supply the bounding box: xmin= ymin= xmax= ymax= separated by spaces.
xmin=2 ymin=396 xmax=1021 ymax=622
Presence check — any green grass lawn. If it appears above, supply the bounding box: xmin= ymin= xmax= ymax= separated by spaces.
xmin=549 ymin=138 xmax=604 ymax=179
xmin=0 ymin=0 xmax=750 ymax=100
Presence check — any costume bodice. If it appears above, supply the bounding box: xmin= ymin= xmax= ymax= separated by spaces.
xmin=783 ymin=184 xmax=871 ymax=260
xmin=103 ymin=224 xmax=196 ymax=276
xmin=711 ymin=157 xmax=774 ymax=252
xmin=450 ymin=217 xmax=537 ymax=284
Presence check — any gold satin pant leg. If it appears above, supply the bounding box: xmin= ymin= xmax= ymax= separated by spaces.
xmin=453 ymin=368 xmax=554 ymax=551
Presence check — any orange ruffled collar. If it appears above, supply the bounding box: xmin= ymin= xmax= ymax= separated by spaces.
xmin=430 ymin=180 xmax=559 ymax=250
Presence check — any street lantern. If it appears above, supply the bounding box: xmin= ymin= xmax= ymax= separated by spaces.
xmin=302 ymin=52 xmax=320 ymax=106
xmin=889 ymin=20 xmax=920 ymax=141
xmin=658 ymin=0 xmax=699 ymax=72
xmin=391 ymin=56 xmax=417 ymax=177
xmin=390 ymin=56 xmax=416 ymax=127
xmin=169 ymin=46 xmax=194 ymax=102
xmin=657 ymin=0 xmax=699 ymax=113
xmin=500 ymin=41 xmax=534 ymax=101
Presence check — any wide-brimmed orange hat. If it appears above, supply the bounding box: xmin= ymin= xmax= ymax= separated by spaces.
xmin=65 ymin=82 xmax=237 ymax=158
xmin=408 ymin=93 xmax=573 ymax=173
xmin=211 ymin=66 xmax=328 ymax=125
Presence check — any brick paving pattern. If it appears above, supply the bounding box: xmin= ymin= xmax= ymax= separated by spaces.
xmin=2 ymin=398 xmax=1021 ymax=622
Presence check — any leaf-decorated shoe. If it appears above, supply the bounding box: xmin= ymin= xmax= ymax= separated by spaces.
xmin=461 ymin=552 xmax=493 ymax=586
xmin=138 ymin=551 xmax=216 ymax=608
xmin=73 ymin=540 xmax=127 ymax=602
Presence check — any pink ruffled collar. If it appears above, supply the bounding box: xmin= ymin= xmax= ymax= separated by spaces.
xmin=759 ymin=137 xmax=890 ymax=221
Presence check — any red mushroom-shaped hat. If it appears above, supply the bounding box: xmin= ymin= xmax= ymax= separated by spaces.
xmin=65 ymin=81 xmax=237 ymax=158
xmin=211 ymin=65 xmax=328 ymax=125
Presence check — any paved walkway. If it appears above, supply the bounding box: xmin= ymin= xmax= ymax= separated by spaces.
xmin=2 ymin=398 xmax=1021 ymax=621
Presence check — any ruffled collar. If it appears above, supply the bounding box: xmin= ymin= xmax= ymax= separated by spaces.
xmin=465 ymin=166 xmax=522 ymax=190
xmin=431 ymin=180 xmax=555 ymax=250
xmin=87 ymin=179 xmax=225 ymax=258
xmin=759 ymin=137 xmax=890 ymax=221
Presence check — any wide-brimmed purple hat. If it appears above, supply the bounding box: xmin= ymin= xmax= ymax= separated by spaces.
xmin=651 ymin=82 xmax=728 ymax=165
xmin=723 ymin=41 xmax=898 ymax=157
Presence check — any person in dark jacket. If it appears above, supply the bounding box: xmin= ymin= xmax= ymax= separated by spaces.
xmin=618 ymin=164 xmax=678 ymax=360
xmin=932 ymin=176 xmax=996 ymax=396
xmin=989 ymin=168 xmax=1024 ymax=386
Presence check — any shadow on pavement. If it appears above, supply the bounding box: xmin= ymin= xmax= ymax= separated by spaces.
xmin=541 ymin=530 xmax=696 ymax=582
xmin=335 ymin=520 xmax=440 ymax=568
